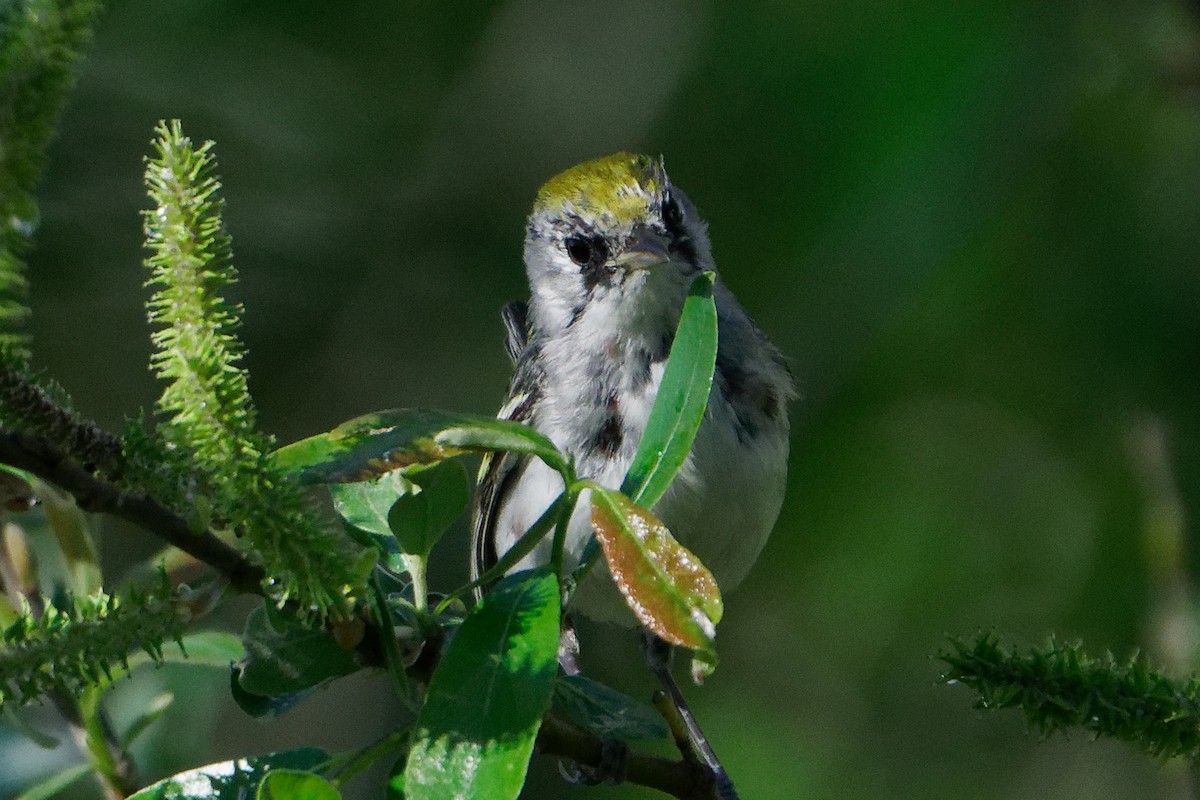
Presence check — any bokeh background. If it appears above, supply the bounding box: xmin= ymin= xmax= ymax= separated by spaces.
xmin=5 ymin=0 xmax=1200 ymax=798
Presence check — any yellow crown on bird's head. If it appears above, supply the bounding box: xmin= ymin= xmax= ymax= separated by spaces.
xmin=533 ymin=153 xmax=667 ymax=227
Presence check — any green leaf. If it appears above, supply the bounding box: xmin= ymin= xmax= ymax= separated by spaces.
xmin=589 ymin=485 xmax=722 ymax=655
xmin=330 ymin=470 xmax=413 ymax=554
xmin=387 ymin=460 xmax=470 ymax=559
xmin=120 ymin=692 xmax=174 ymax=748
xmin=15 ymin=763 xmax=91 ymax=800
xmin=272 ymin=409 xmax=567 ymax=485
xmin=229 ymin=666 xmax=313 ymax=719
xmin=237 ymin=605 xmax=358 ymax=698
xmin=256 ymin=770 xmax=341 ymax=800
xmin=404 ymin=568 xmax=560 ymax=800
xmin=3 ymin=705 xmax=60 ymax=748
xmin=126 ymin=748 xmax=330 ymax=800
xmin=552 ymin=674 xmax=668 ymax=741
xmin=34 ymin=478 xmax=102 ymax=597
xmin=330 ymin=472 xmax=409 ymax=578
xmin=620 ymin=271 xmax=717 ymax=508
xmin=386 ymin=756 xmax=405 ymax=800
xmin=0 ymin=464 xmax=35 ymax=510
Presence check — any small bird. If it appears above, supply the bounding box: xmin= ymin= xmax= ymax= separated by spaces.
xmin=471 ymin=153 xmax=793 ymax=626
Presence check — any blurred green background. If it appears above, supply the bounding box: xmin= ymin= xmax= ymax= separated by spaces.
xmin=6 ymin=0 xmax=1200 ymax=797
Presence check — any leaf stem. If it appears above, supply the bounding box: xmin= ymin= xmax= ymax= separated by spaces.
xmin=536 ymin=713 xmax=720 ymax=799
xmin=434 ymin=494 xmax=564 ymax=615
xmin=324 ymin=729 xmax=409 ymax=787
xmin=0 ymin=430 xmax=265 ymax=593
xmin=550 ymin=485 xmax=582 ymax=579
xmin=368 ymin=576 xmax=416 ymax=713
xmin=76 ymin=688 xmax=138 ymax=800
xmin=404 ymin=556 xmax=428 ymax=614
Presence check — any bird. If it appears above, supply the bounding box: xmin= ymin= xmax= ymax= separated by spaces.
xmin=470 ymin=152 xmax=793 ymax=629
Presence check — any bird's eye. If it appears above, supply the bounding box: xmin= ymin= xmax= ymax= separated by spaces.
xmin=565 ymin=235 xmax=608 ymax=268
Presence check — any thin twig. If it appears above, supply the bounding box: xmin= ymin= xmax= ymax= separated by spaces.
xmin=0 ymin=365 xmax=124 ymax=479
xmin=0 ymin=429 xmax=263 ymax=592
xmin=536 ymin=714 xmax=719 ymax=800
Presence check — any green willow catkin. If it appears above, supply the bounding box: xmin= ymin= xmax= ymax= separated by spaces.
xmin=142 ymin=121 xmax=371 ymax=620
xmin=0 ymin=578 xmax=184 ymax=708
xmin=943 ymin=634 xmax=1200 ymax=761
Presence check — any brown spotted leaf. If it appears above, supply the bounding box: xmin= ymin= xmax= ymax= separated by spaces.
xmin=589 ymin=485 xmax=722 ymax=654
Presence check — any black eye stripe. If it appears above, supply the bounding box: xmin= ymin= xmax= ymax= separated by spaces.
xmin=565 ymin=234 xmax=612 ymax=293
xmin=662 ymin=191 xmax=685 ymax=237
xmin=662 ymin=191 xmax=699 ymax=266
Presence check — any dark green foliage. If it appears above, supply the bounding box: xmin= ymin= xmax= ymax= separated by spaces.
xmin=385 ymin=460 xmax=469 ymax=562
xmin=551 ymin=674 xmax=669 ymax=741
xmin=0 ymin=0 xmax=113 ymax=475
xmin=0 ymin=0 xmax=101 ymax=358
xmin=941 ymin=635 xmax=1200 ymax=761
xmin=0 ymin=576 xmax=184 ymax=708
xmin=329 ymin=471 xmax=415 ymax=563
xmin=117 ymin=413 xmax=195 ymax=514
xmin=236 ymin=605 xmax=359 ymax=698
xmin=229 ymin=667 xmax=315 ymax=720
xmin=402 ymin=568 xmax=561 ymax=800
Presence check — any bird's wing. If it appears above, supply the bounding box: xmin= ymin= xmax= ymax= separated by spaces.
xmin=501 ymin=300 xmax=529 ymax=364
xmin=469 ymin=384 xmax=538 ymax=587
xmin=470 ymin=307 xmax=539 ymax=589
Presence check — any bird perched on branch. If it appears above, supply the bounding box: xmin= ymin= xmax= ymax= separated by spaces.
xmin=471 ymin=153 xmax=793 ymax=626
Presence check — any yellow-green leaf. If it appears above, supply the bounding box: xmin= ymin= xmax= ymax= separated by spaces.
xmin=256 ymin=770 xmax=340 ymax=800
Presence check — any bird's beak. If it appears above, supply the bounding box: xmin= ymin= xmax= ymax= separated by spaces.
xmin=615 ymin=225 xmax=672 ymax=271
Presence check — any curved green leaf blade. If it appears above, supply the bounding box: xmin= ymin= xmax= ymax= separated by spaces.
xmin=229 ymin=667 xmax=313 ymax=719
xmin=404 ymin=568 xmax=560 ymax=800
xmin=330 ymin=470 xmax=414 ymax=548
xmin=552 ymin=674 xmax=668 ymax=741
xmin=272 ymin=409 xmax=566 ymax=485
xmin=126 ymin=748 xmax=330 ymax=800
xmin=120 ymin=692 xmax=174 ymax=748
xmin=238 ymin=605 xmax=358 ymax=698
xmin=15 ymin=763 xmax=91 ymax=800
xmin=387 ymin=460 xmax=470 ymax=559
xmin=256 ymin=770 xmax=341 ymax=800
xmin=590 ymin=486 xmax=722 ymax=655
xmin=330 ymin=471 xmax=408 ymax=576
xmin=620 ymin=271 xmax=717 ymax=508
xmin=4 ymin=705 xmax=61 ymax=748
xmin=0 ymin=464 xmax=35 ymax=510
xmin=332 ymin=461 xmax=469 ymax=594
